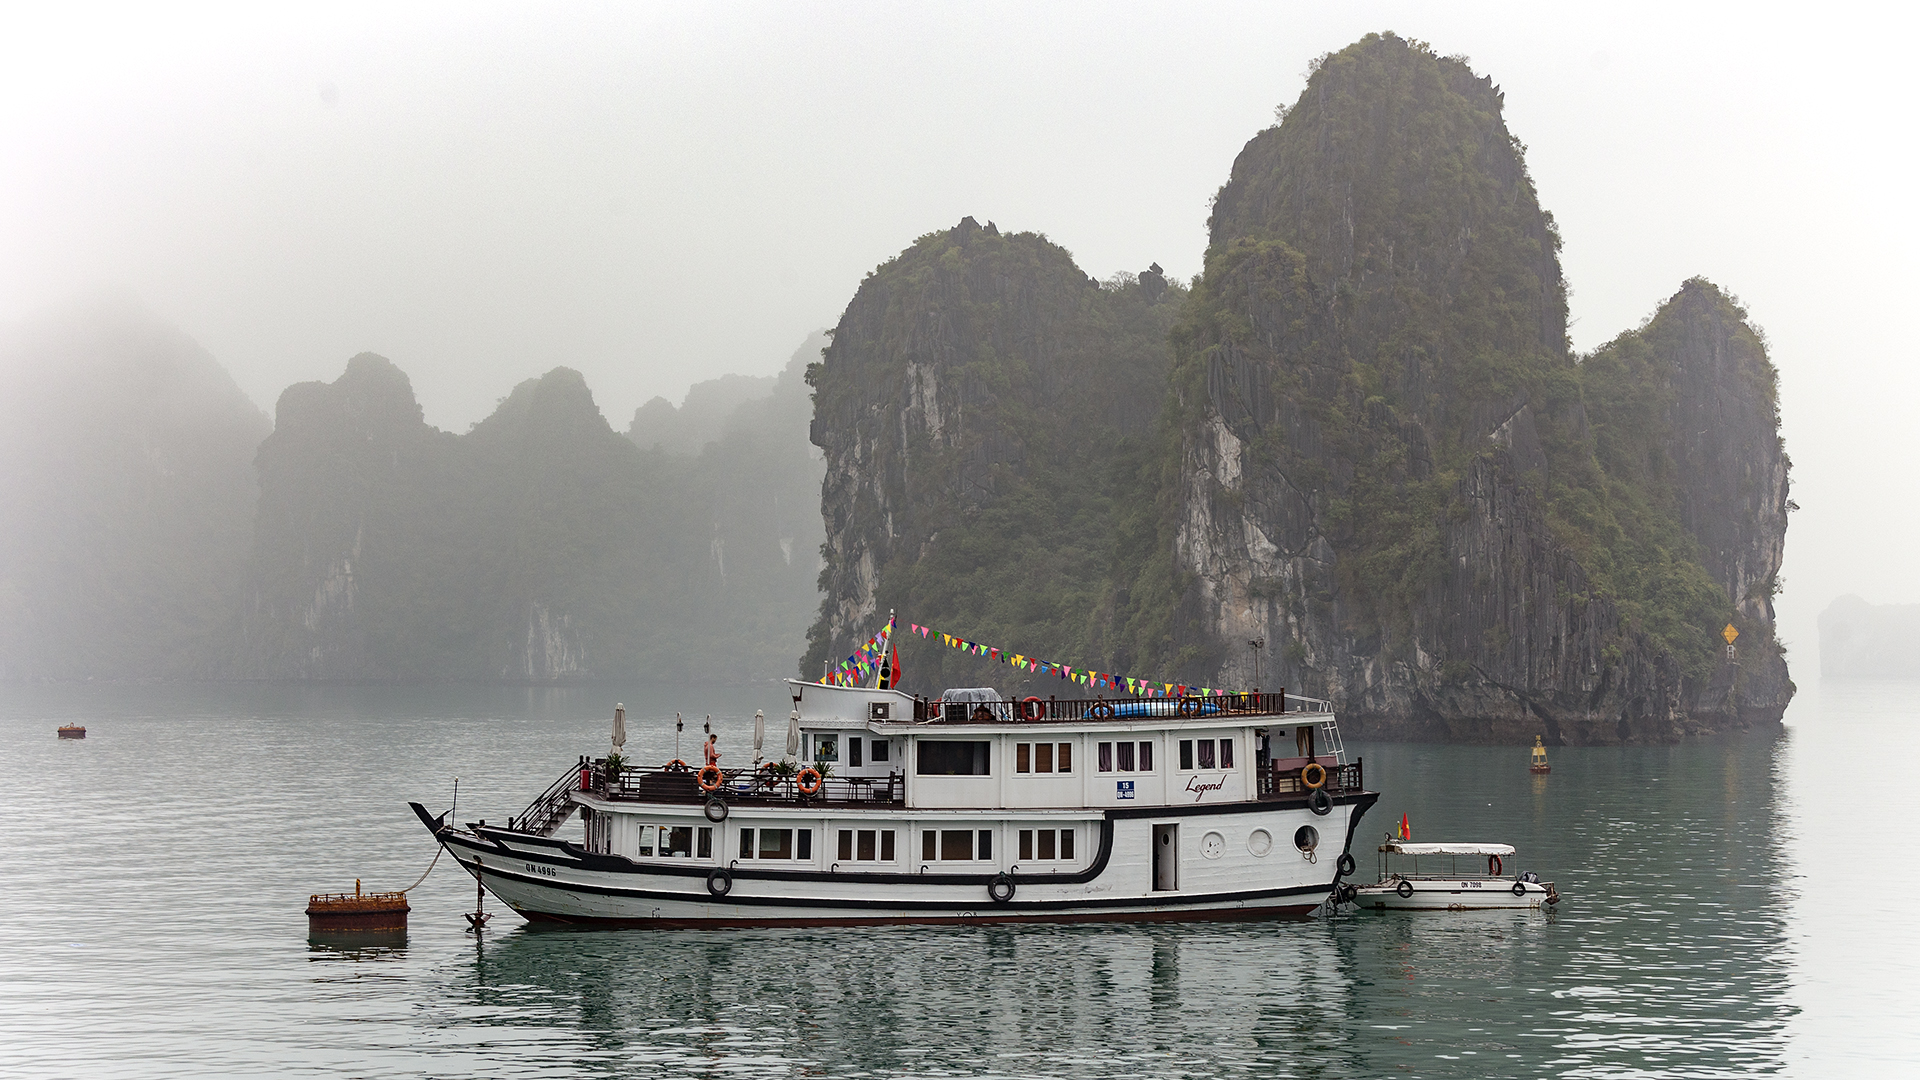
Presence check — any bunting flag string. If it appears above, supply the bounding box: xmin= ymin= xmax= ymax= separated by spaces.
xmin=905 ymin=622 xmax=1227 ymax=698
xmin=824 ymin=614 xmax=896 ymax=687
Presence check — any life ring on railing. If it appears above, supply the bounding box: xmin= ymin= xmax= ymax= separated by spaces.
xmin=1177 ymin=697 xmax=1201 ymax=717
xmin=1301 ymin=762 xmax=1328 ymax=790
xmin=1308 ymin=789 xmax=1333 ymax=816
xmin=1090 ymin=702 xmax=1115 ymax=719
xmin=664 ymin=759 xmax=690 ymax=773
xmin=697 ymin=764 xmax=724 ymax=792
xmin=1018 ymin=696 xmax=1045 ymax=721
xmin=988 ymin=873 xmax=1016 ymax=904
xmin=796 ymin=767 xmax=823 ymax=796
xmin=1488 ymin=854 xmax=1503 ymax=877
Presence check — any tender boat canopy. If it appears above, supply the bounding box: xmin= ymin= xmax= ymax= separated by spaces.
xmin=1383 ymin=842 xmax=1515 ymax=856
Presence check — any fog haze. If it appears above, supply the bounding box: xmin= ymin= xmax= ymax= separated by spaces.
xmin=4 ymin=1 xmax=1915 ymax=661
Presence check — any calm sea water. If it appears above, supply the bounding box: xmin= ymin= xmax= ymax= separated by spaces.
xmin=0 ymin=679 xmax=1913 ymax=1077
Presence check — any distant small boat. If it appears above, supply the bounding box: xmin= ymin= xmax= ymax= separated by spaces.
xmin=57 ymin=724 xmax=85 ymax=739
xmin=1344 ymin=841 xmax=1559 ymax=910
xmin=1530 ymin=735 xmax=1550 ymax=774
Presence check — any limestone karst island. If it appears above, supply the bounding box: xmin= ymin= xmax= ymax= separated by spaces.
xmin=1 ymin=34 xmax=1792 ymax=745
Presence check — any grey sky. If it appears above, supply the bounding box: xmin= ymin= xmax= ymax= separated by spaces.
xmin=3 ymin=1 xmax=1914 ymax=657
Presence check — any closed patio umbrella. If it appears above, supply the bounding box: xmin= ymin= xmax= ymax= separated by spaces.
xmin=786 ymin=709 xmax=801 ymax=762
xmin=753 ymin=710 xmax=765 ymax=765
xmin=612 ymin=703 xmax=626 ymax=752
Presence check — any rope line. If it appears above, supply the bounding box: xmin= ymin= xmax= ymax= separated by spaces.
xmin=399 ymin=844 xmax=444 ymax=894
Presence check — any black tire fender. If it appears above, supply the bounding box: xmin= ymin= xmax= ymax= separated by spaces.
xmin=706 ymin=868 xmax=732 ymax=897
xmin=1337 ymin=852 xmax=1357 ymax=878
xmin=987 ymin=873 xmax=1016 ymax=904
xmin=1395 ymin=879 xmax=1414 ymax=899
xmin=1512 ymin=880 xmax=1527 ymax=897
xmin=1309 ymin=789 xmax=1333 ymax=816
xmin=703 ymin=796 xmax=729 ymax=823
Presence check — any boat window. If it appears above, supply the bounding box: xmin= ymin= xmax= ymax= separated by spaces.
xmin=813 ymin=735 xmax=839 ymax=762
xmin=1016 ymin=743 xmax=1031 ymax=773
xmin=1118 ymin=741 xmax=1135 ymax=771
xmin=922 ymin=830 xmax=936 ymax=861
xmin=881 ymin=830 xmax=895 ymax=860
xmin=639 ymin=824 xmax=657 ymax=857
xmin=697 ymin=827 xmax=713 ymax=859
xmin=1179 ymin=740 xmax=1194 ymax=770
xmin=872 ymin=740 xmax=890 ymax=763
xmin=1035 ymin=743 xmax=1053 ymax=773
xmin=849 ymin=738 xmax=863 ymax=767
xmin=1198 ymin=740 xmax=1216 ymax=770
xmin=1294 ymin=825 xmax=1319 ymax=852
xmin=1038 ymin=830 xmax=1055 ymax=860
xmin=758 ymin=829 xmax=794 ymax=860
xmin=739 ymin=828 xmax=754 ymax=859
xmin=978 ymin=829 xmax=992 ymax=859
xmin=918 ymin=740 xmax=992 ymax=775
xmin=1099 ymin=742 xmax=1113 ymax=771
xmin=1138 ymin=741 xmax=1152 ymax=771
xmin=665 ymin=826 xmax=694 ymax=857
xmin=1057 ymin=743 xmax=1071 ymax=773
xmin=1062 ymin=828 xmax=1074 ymax=859
xmin=798 ymin=829 xmax=812 ymax=860
xmin=839 ymin=829 xmax=853 ymax=860
xmin=1219 ymin=738 xmax=1233 ymax=769
xmin=939 ymin=830 xmax=972 ymax=860
xmin=858 ymin=829 xmax=877 ymax=860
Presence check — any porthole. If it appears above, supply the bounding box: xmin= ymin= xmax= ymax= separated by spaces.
xmin=1200 ymin=831 xmax=1225 ymax=859
xmin=1293 ymin=825 xmax=1319 ymax=852
xmin=1248 ymin=828 xmax=1273 ymax=857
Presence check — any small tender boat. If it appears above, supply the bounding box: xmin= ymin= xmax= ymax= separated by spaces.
xmin=1345 ymin=841 xmax=1559 ymax=910
xmin=57 ymin=724 xmax=86 ymax=739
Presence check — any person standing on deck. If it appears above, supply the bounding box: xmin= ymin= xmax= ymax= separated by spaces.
xmin=703 ymin=733 xmax=720 ymax=768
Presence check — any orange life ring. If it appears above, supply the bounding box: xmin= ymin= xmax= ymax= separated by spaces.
xmin=796 ymin=767 xmax=823 ymax=796
xmin=1018 ymin=696 xmax=1045 ymax=721
xmin=1301 ymin=762 xmax=1328 ymax=790
xmin=1489 ymin=854 xmax=1503 ymax=877
xmin=664 ymin=759 xmax=690 ymax=773
xmin=697 ymin=764 xmax=724 ymax=792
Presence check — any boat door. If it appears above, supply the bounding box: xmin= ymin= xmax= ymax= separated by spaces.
xmin=1152 ymin=824 xmax=1178 ymax=891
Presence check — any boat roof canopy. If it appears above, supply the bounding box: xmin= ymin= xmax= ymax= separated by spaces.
xmin=1383 ymin=842 xmax=1515 ymax=857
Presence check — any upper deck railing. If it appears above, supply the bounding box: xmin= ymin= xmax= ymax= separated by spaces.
xmin=909 ymin=690 xmax=1330 ymax=723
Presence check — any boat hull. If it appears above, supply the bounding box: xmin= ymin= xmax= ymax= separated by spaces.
xmin=416 ymin=795 xmax=1377 ymax=928
xmin=1352 ymin=877 xmax=1556 ymax=911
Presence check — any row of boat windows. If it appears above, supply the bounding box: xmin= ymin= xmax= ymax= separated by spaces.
xmin=812 ymin=736 xmax=890 ymax=766
xmin=637 ymin=824 xmax=715 ymax=858
xmin=626 ymin=822 xmax=1077 ymax=865
xmin=917 ymin=737 xmax=1237 ymax=776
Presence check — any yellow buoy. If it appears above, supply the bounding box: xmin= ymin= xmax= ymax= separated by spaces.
xmin=1530 ymin=735 xmax=1550 ymax=774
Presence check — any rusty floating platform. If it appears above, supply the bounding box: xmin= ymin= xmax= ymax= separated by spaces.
xmin=307 ymin=881 xmax=408 ymax=933
xmin=57 ymin=725 xmax=86 ymax=739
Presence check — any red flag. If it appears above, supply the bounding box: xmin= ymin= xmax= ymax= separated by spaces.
xmin=889 ymin=644 xmax=902 ymax=690
xmin=1398 ymin=813 xmax=1411 ymax=841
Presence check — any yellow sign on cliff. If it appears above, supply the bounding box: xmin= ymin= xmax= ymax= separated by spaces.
xmin=1722 ymin=623 xmax=1739 ymax=645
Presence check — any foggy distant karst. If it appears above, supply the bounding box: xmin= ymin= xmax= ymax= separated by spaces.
xmin=1 ymin=33 xmax=1804 ymax=742
xmin=803 ymin=34 xmax=1794 ymax=742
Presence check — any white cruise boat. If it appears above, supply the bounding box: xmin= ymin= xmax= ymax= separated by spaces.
xmin=1345 ymin=841 xmax=1561 ymax=911
xmin=410 ymin=680 xmax=1378 ymax=927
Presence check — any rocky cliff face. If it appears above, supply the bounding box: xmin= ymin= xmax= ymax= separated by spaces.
xmin=808 ymin=34 xmax=1793 ymax=741
xmin=803 ymin=219 xmax=1182 ymax=686
xmin=0 ymin=295 xmax=268 ymax=678
xmin=246 ymin=345 xmax=824 ymax=682
xmin=1166 ymin=35 xmax=1791 ymax=741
